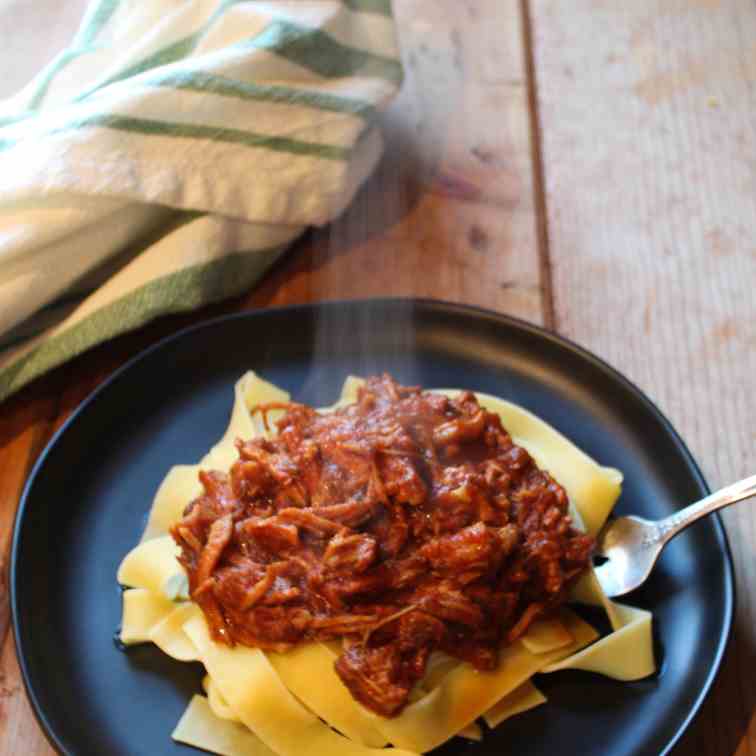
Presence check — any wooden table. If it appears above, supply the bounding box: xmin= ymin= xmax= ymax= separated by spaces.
xmin=1 ymin=1 xmax=754 ymax=753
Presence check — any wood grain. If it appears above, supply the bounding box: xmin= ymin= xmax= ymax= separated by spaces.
xmin=529 ymin=1 xmax=756 ymax=753
xmin=0 ymin=1 xmax=544 ymax=754
xmin=0 ymin=634 xmax=49 ymax=755
xmin=247 ymin=0 xmax=544 ymax=321
xmin=0 ymin=384 xmax=57 ymax=754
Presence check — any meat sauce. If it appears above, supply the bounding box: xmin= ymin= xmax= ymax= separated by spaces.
xmin=172 ymin=376 xmax=594 ymax=717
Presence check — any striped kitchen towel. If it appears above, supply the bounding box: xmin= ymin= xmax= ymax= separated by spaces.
xmin=0 ymin=0 xmax=402 ymax=402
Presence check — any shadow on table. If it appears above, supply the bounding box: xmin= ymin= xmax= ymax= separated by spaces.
xmin=248 ymin=112 xmax=429 ymax=307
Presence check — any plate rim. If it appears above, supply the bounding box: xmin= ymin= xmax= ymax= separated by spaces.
xmin=10 ymin=297 xmax=736 ymax=756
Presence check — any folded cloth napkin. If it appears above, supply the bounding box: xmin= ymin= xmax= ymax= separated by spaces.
xmin=0 ymin=0 xmax=401 ymax=401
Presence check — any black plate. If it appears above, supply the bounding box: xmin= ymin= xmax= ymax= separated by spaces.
xmin=12 ymin=299 xmax=733 ymax=756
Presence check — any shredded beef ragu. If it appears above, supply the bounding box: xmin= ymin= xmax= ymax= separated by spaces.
xmin=172 ymin=376 xmax=594 ymax=717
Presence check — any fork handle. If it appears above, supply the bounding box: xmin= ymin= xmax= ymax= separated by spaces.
xmin=653 ymin=474 xmax=756 ymax=546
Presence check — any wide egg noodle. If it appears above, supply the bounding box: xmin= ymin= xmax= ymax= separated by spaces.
xmin=172 ymin=695 xmax=279 ymax=756
xmin=544 ymin=568 xmax=655 ymax=679
xmin=141 ymin=466 xmax=204 ymax=543
xmin=267 ymin=643 xmax=388 ymax=747
xmin=200 ymin=438 xmax=243 ymax=478
xmin=572 ymin=565 xmax=630 ymax=630
xmin=457 ymin=722 xmax=483 ymax=741
xmin=204 ymin=676 xmax=243 ymax=722
xmin=239 ymin=372 xmax=290 ymax=439
xmin=148 ymin=603 xmax=202 ymax=662
xmin=119 ymin=542 xmax=200 ymax=661
xmin=331 ymin=374 xmax=364 ymax=406
xmin=520 ymin=616 xmax=574 ymax=655
xmin=542 ymin=602 xmax=654 ymax=679
xmin=120 ymin=588 xmax=176 ymax=644
xmin=183 ymin=615 xmax=421 ymax=756
xmin=363 ymin=609 xmax=599 ymax=753
xmin=419 ymin=651 xmax=460 ymax=691
xmin=225 ymin=371 xmax=288 ymax=442
xmin=118 ymin=535 xmax=182 ymax=596
xmin=483 ymin=680 xmax=547 ymax=729
xmin=140 ymin=372 xmax=289 ymax=543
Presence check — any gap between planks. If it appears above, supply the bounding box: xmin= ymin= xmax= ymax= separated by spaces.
xmin=520 ymin=0 xmax=556 ymax=332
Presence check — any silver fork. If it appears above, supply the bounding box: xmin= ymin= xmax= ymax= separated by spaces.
xmin=594 ymin=474 xmax=756 ymax=597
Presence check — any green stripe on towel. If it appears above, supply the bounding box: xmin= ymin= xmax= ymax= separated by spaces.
xmin=343 ymin=0 xmax=393 ymax=16
xmin=74 ymin=0 xmax=122 ymax=46
xmin=0 ymin=243 xmax=289 ymax=402
xmin=0 ymin=114 xmax=353 ymax=159
xmin=78 ymin=12 xmax=400 ymax=104
xmin=25 ymin=0 xmax=122 ymax=110
xmin=248 ymin=20 xmax=402 ymax=82
xmin=27 ymin=49 xmax=92 ymax=110
xmin=77 ymin=0 xmax=252 ymax=97
xmin=89 ymin=34 xmax=204 ymax=94
xmin=147 ymin=71 xmax=377 ymax=120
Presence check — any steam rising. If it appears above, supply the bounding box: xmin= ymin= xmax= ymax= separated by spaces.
xmin=299 ymin=104 xmax=430 ymax=404
xmin=302 ymin=297 xmax=419 ymax=406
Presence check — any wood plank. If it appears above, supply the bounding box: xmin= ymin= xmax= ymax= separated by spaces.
xmin=248 ymin=0 xmax=545 ymax=323
xmin=0 ymin=387 xmax=57 ymax=644
xmin=0 ymin=632 xmax=52 ymax=756
xmin=528 ymin=1 xmax=756 ymax=754
xmin=0 ymin=633 xmax=51 ymax=756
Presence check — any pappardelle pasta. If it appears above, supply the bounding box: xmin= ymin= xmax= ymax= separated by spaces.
xmin=117 ymin=373 xmax=655 ymax=756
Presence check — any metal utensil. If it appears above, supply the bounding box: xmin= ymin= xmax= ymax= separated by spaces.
xmin=594 ymin=475 xmax=756 ymax=597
